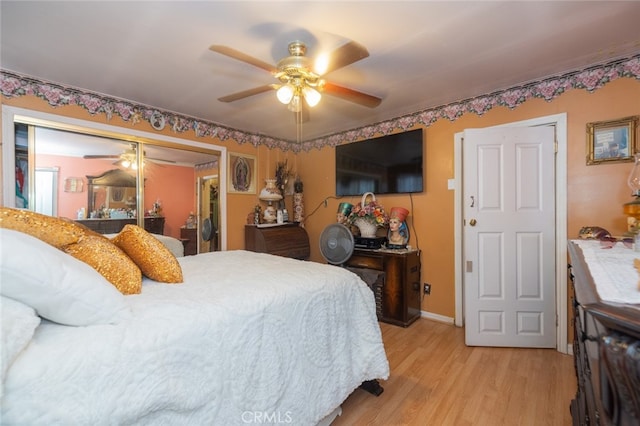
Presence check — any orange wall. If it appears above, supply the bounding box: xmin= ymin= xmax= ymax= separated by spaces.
xmin=296 ymin=78 xmax=640 ymax=319
xmin=2 ymin=78 xmax=639 ymax=320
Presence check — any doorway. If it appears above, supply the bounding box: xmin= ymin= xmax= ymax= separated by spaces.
xmin=453 ymin=113 xmax=569 ymax=352
xmin=34 ymin=167 xmax=59 ymax=216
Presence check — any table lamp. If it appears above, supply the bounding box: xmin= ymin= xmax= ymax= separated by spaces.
xmin=258 ymin=178 xmax=283 ymax=223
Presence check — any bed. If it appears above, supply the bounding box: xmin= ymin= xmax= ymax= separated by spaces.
xmin=0 ymin=224 xmax=389 ymax=425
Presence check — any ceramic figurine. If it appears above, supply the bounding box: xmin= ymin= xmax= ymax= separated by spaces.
xmin=336 ymin=202 xmax=353 ymax=225
xmin=388 ymin=207 xmax=410 ymax=248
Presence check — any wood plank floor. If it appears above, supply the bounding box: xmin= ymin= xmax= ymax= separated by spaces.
xmin=333 ymin=319 xmax=576 ymax=426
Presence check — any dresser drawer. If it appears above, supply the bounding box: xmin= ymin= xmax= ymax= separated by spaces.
xmin=245 ymin=224 xmax=310 ymax=260
xmin=345 ymin=253 xmax=384 ymax=270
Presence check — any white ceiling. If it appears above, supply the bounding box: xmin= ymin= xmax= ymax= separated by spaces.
xmin=2 ymin=1 xmax=640 ymax=143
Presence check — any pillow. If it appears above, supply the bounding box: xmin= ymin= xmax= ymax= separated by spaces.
xmin=0 ymin=207 xmax=86 ymax=248
xmin=0 ymin=296 xmax=40 ymax=394
xmin=64 ymin=234 xmax=142 ymax=295
xmin=0 ymin=228 xmax=131 ymax=326
xmin=112 ymin=224 xmax=183 ymax=283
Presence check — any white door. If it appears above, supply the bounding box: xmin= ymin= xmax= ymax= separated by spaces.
xmin=34 ymin=167 xmax=59 ymax=216
xmin=464 ymin=126 xmax=556 ymax=347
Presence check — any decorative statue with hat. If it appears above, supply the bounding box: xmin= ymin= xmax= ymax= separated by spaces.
xmin=387 ymin=207 xmax=410 ymax=249
xmin=336 ymin=202 xmax=353 ymax=225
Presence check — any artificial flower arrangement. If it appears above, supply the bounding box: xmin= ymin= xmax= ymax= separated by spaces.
xmin=347 ymin=192 xmax=389 ymax=228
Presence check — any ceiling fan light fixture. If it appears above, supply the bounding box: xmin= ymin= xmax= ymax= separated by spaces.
xmin=302 ymin=86 xmax=321 ymax=107
xmin=276 ymin=84 xmax=295 ymax=104
xmin=288 ymin=94 xmax=302 ymax=113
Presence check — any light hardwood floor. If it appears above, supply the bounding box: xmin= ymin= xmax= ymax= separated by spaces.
xmin=333 ymin=319 xmax=576 ymax=426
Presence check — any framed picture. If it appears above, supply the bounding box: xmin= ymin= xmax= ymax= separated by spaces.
xmin=587 ymin=116 xmax=639 ymax=165
xmin=64 ymin=177 xmax=84 ymax=193
xmin=227 ymin=152 xmax=257 ymax=194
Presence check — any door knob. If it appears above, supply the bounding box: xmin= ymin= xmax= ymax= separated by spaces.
xmin=469 ymin=219 xmax=477 ymax=226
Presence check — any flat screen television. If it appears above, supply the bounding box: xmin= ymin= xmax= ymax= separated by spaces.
xmin=335 ymin=128 xmax=423 ymax=196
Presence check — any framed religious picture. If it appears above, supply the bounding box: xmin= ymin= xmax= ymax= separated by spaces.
xmin=227 ymin=152 xmax=257 ymax=194
xmin=586 ymin=116 xmax=639 ymax=165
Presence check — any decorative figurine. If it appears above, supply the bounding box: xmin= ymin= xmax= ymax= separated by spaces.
xmin=337 ymin=202 xmax=353 ymax=225
xmin=387 ymin=207 xmax=410 ymax=248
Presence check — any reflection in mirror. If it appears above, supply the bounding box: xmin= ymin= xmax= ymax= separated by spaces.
xmin=86 ymin=168 xmax=137 ymax=216
xmin=15 ymin=123 xmax=221 ymax=254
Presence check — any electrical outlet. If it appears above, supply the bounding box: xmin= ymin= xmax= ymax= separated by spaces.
xmin=423 ymin=283 xmax=431 ymax=295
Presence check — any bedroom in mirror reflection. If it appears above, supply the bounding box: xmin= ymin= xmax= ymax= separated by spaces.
xmin=14 ymin=122 xmax=221 ymax=254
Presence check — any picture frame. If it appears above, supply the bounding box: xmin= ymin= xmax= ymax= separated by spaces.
xmin=227 ymin=152 xmax=257 ymax=194
xmin=586 ymin=116 xmax=639 ymax=165
xmin=64 ymin=177 xmax=84 ymax=193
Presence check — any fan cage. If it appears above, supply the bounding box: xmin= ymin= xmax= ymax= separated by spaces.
xmin=319 ymin=223 xmax=354 ymax=265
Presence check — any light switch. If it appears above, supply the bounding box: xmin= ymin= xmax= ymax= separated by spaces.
xmin=447 ymin=179 xmax=455 ymax=190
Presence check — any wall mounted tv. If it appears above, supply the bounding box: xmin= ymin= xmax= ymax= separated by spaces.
xmin=335 ymin=128 xmax=424 ymax=196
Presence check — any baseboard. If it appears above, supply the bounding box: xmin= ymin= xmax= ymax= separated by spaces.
xmin=566 ymin=343 xmax=574 ymax=356
xmin=420 ymin=310 xmax=455 ymax=325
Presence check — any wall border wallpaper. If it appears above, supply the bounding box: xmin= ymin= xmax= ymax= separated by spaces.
xmin=2 ymin=54 xmax=639 ymax=152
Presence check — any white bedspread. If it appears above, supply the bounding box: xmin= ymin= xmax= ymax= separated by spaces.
xmin=1 ymin=250 xmax=389 ymax=425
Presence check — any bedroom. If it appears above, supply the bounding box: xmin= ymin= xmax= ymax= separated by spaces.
xmin=1 ymin=1 xmax=640 ymax=424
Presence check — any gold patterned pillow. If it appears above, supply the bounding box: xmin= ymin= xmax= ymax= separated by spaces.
xmin=64 ymin=234 xmax=142 ymax=295
xmin=112 ymin=224 xmax=183 ymax=283
xmin=0 ymin=207 xmax=86 ymax=248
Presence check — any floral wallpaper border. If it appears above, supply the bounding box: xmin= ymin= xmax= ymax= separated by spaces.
xmin=2 ymin=54 xmax=639 ymax=152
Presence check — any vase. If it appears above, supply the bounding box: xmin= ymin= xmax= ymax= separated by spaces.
xmin=354 ymin=217 xmax=378 ymax=238
xmin=294 ymin=193 xmax=304 ymax=226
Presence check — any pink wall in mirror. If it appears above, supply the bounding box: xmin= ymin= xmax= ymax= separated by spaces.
xmin=36 ymin=154 xmax=195 ymax=238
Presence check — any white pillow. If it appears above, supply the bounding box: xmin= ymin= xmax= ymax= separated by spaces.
xmin=0 ymin=228 xmax=131 ymax=326
xmin=0 ymin=296 xmax=40 ymax=395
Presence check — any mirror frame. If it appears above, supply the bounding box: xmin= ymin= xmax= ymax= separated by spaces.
xmin=87 ymin=168 xmax=137 ymax=214
xmin=1 ymin=105 xmax=228 ymax=250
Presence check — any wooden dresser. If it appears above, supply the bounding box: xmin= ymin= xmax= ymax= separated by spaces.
xmin=244 ymin=223 xmax=310 ymax=260
xmin=345 ymin=248 xmax=421 ymax=327
xmin=568 ymin=241 xmax=640 ymax=426
xmin=180 ymin=227 xmax=198 ymax=256
xmin=75 ymin=216 xmax=165 ymax=234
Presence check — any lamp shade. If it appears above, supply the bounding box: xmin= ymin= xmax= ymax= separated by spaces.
xmin=276 ymin=84 xmax=294 ymax=104
xmin=258 ymin=178 xmax=283 ymax=202
xmin=302 ymin=86 xmax=321 ymax=107
xmin=628 ymin=153 xmax=640 ymax=195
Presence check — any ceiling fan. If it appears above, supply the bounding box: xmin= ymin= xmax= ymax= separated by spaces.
xmin=209 ymin=40 xmax=382 ymax=115
xmin=83 ymin=144 xmax=175 ymax=169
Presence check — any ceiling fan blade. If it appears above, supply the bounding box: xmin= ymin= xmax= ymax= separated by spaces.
xmin=322 ymin=82 xmax=382 ymax=108
xmin=317 ymin=41 xmax=370 ymax=75
xmin=219 ymin=84 xmax=277 ymax=102
xmin=209 ymin=45 xmax=277 ymax=73
xmin=83 ymin=154 xmax=119 ymax=159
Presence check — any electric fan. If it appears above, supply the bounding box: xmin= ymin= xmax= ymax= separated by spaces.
xmin=319 ymin=223 xmax=355 ymax=265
